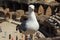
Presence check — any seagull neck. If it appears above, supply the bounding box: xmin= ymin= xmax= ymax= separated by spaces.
xmin=29 ymin=10 xmax=34 ymax=13
xmin=28 ymin=11 xmax=37 ymax=21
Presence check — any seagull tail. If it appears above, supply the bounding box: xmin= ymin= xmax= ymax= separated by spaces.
xmin=16 ymin=24 xmax=22 ymax=33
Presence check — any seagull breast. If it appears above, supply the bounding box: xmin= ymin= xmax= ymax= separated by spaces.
xmin=26 ymin=11 xmax=39 ymax=31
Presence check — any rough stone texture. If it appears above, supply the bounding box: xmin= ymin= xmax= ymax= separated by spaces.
xmin=16 ymin=10 xmax=24 ymax=18
xmin=0 ymin=22 xmax=25 ymax=40
xmin=46 ymin=6 xmax=52 ymax=17
xmin=44 ymin=0 xmax=55 ymax=3
xmin=0 ymin=7 xmax=4 ymax=12
xmin=37 ymin=15 xmax=49 ymax=24
xmin=9 ymin=12 xmax=15 ymax=19
xmin=38 ymin=5 xmax=44 ymax=15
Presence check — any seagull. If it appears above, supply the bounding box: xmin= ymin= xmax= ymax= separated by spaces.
xmin=16 ymin=5 xmax=45 ymax=38
xmin=16 ymin=5 xmax=39 ymax=34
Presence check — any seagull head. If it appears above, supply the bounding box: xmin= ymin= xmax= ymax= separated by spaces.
xmin=28 ymin=5 xmax=35 ymax=12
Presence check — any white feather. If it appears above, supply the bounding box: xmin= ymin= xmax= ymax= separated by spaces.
xmin=26 ymin=11 xmax=39 ymax=31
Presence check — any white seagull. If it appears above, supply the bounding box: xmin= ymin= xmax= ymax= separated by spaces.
xmin=16 ymin=5 xmax=45 ymax=38
xmin=17 ymin=5 xmax=39 ymax=34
